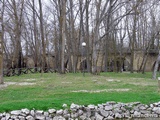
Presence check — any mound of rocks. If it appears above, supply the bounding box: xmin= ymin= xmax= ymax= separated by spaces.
xmin=1 ymin=101 xmax=160 ymax=120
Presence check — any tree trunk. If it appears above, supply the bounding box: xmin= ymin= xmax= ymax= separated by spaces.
xmin=0 ymin=28 xmax=3 ymax=84
xmin=61 ymin=0 xmax=66 ymax=74
xmin=152 ymin=54 xmax=160 ymax=80
xmin=39 ymin=0 xmax=47 ymax=72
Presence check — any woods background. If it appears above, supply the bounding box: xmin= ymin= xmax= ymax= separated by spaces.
xmin=0 ymin=0 xmax=160 ymax=76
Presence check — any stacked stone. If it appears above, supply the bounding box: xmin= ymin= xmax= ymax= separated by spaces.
xmin=0 ymin=101 xmax=160 ymax=120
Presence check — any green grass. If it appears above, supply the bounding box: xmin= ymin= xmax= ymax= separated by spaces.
xmin=0 ymin=72 xmax=160 ymax=112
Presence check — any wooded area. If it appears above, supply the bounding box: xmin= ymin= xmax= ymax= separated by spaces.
xmin=0 ymin=0 xmax=160 ymax=78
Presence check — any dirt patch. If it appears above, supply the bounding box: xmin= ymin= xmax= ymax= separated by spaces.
xmin=25 ymin=79 xmax=36 ymax=81
xmin=61 ymin=82 xmax=72 ymax=84
xmin=0 ymin=82 xmax=36 ymax=90
xmin=71 ymin=88 xmax=130 ymax=93
xmin=130 ymin=82 xmax=155 ymax=86
xmin=106 ymin=79 xmax=121 ymax=82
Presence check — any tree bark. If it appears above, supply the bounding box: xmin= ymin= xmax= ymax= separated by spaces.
xmin=39 ymin=0 xmax=47 ymax=72
xmin=152 ymin=54 xmax=160 ymax=79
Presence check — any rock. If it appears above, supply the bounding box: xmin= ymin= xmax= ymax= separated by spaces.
xmin=106 ymin=115 xmax=114 ymax=120
xmin=5 ymin=113 xmax=10 ymax=120
xmin=113 ymin=108 xmax=122 ymax=113
xmin=123 ymin=111 xmax=130 ymax=118
xmin=70 ymin=103 xmax=80 ymax=109
xmin=18 ymin=116 xmax=25 ymax=120
xmin=11 ymin=115 xmax=19 ymax=119
xmin=53 ymin=116 xmax=65 ymax=120
xmin=26 ymin=115 xmax=34 ymax=120
xmin=78 ymin=109 xmax=83 ymax=116
xmin=79 ymin=115 xmax=87 ymax=120
xmin=10 ymin=110 xmax=21 ymax=115
xmin=140 ymin=110 xmax=151 ymax=114
xmin=44 ymin=112 xmax=49 ymax=117
xmin=113 ymin=104 xmax=121 ymax=108
xmin=133 ymin=106 xmax=139 ymax=111
xmin=46 ymin=117 xmax=53 ymax=120
xmin=56 ymin=109 xmax=63 ymax=115
xmin=63 ymin=114 xmax=70 ymax=119
xmin=21 ymin=108 xmax=30 ymax=115
xmin=35 ymin=115 xmax=45 ymax=120
xmin=152 ymin=107 xmax=160 ymax=114
xmin=95 ymin=112 xmax=104 ymax=120
xmin=71 ymin=113 xmax=79 ymax=118
xmin=88 ymin=105 xmax=95 ymax=110
xmin=48 ymin=109 xmax=56 ymax=114
xmin=62 ymin=104 xmax=67 ymax=108
xmin=99 ymin=109 xmax=109 ymax=117
xmin=139 ymin=105 xmax=147 ymax=110
xmin=1 ymin=117 xmax=6 ymax=120
xmin=105 ymin=105 xmax=113 ymax=111
xmin=150 ymin=104 xmax=154 ymax=108
xmin=63 ymin=109 xmax=69 ymax=115
xmin=97 ymin=104 xmax=103 ymax=109
xmin=133 ymin=111 xmax=141 ymax=117
xmin=36 ymin=110 xmax=43 ymax=114
xmin=115 ymin=113 xmax=122 ymax=119
xmin=30 ymin=110 xmax=35 ymax=116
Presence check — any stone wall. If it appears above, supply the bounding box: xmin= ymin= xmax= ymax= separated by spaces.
xmin=1 ymin=101 xmax=160 ymax=120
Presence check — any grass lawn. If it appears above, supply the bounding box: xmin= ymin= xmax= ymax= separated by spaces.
xmin=0 ymin=72 xmax=160 ymax=112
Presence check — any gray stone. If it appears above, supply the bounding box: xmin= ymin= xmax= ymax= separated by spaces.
xmin=35 ymin=115 xmax=45 ymax=120
xmin=105 ymin=105 xmax=113 ymax=111
xmin=140 ymin=110 xmax=151 ymax=114
xmin=139 ymin=105 xmax=147 ymax=110
xmin=133 ymin=111 xmax=141 ymax=117
xmin=18 ymin=116 xmax=25 ymax=120
xmin=113 ymin=108 xmax=122 ymax=113
xmin=150 ymin=104 xmax=154 ymax=108
xmin=121 ymin=107 xmax=127 ymax=112
xmin=63 ymin=109 xmax=69 ymax=115
xmin=36 ymin=110 xmax=43 ymax=114
xmin=10 ymin=110 xmax=21 ymax=115
xmin=53 ymin=116 xmax=65 ymax=120
xmin=115 ymin=113 xmax=122 ymax=119
xmin=5 ymin=113 xmax=10 ymax=120
xmin=21 ymin=108 xmax=30 ymax=115
xmin=106 ymin=115 xmax=114 ymax=120
xmin=97 ymin=104 xmax=103 ymax=109
xmin=71 ymin=113 xmax=79 ymax=118
xmin=123 ymin=111 xmax=130 ymax=118
xmin=113 ymin=104 xmax=121 ymax=108
xmin=48 ymin=109 xmax=56 ymax=114
xmin=95 ymin=112 xmax=103 ymax=120
xmin=56 ymin=109 xmax=63 ymax=115
xmin=62 ymin=104 xmax=67 ymax=108
xmin=30 ymin=110 xmax=35 ymax=116
xmin=44 ymin=112 xmax=49 ymax=117
xmin=46 ymin=117 xmax=53 ymax=120
xmin=79 ymin=115 xmax=87 ymax=120
xmin=99 ymin=109 xmax=109 ymax=117
xmin=152 ymin=107 xmax=160 ymax=114
xmin=26 ymin=115 xmax=34 ymax=120
xmin=130 ymin=110 xmax=135 ymax=114
xmin=63 ymin=113 xmax=70 ymax=118
xmin=88 ymin=105 xmax=95 ymax=110
xmin=1 ymin=117 xmax=6 ymax=120
xmin=11 ymin=115 xmax=19 ymax=119
xmin=78 ymin=109 xmax=83 ymax=116
xmin=70 ymin=103 xmax=80 ymax=109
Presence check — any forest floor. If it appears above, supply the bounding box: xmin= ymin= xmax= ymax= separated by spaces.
xmin=0 ymin=72 xmax=160 ymax=112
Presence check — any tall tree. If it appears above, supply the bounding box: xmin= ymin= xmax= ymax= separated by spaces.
xmin=39 ymin=0 xmax=47 ymax=72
